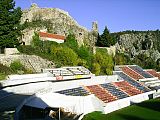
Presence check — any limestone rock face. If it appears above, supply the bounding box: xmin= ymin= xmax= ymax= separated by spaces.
xmin=116 ymin=31 xmax=160 ymax=62
xmin=21 ymin=4 xmax=98 ymax=47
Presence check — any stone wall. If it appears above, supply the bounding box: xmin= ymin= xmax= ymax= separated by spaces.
xmin=21 ymin=29 xmax=35 ymax=45
xmin=96 ymin=46 xmax=116 ymax=56
xmin=21 ymin=4 xmax=98 ymax=47
xmin=4 ymin=48 xmax=20 ymax=56
xmin=0 ymin=54 xmax=55 ymax=73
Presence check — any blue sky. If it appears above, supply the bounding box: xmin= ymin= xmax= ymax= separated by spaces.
xmin=15 ymin=0 xmax=160 ymax=33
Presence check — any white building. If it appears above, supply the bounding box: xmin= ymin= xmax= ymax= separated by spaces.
xmin=39 ymin=32 xmax=65 ymax=43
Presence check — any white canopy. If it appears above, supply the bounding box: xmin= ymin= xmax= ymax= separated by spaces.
xmin=25 ymin=93 xmax=104 ymax=114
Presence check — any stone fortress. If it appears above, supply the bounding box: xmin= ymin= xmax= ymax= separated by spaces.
xmin=0 ymin=3 xmax=100 ymax=73
xmin=21 ymin=3 xmax=98 ymax=48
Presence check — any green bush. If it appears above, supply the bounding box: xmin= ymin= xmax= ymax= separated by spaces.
xmin=17 ymin=45 xmax=36 ymax=55
xmin=10 ymin=60 xmax=24 ymax=73
xmin=77 ymin=45 xmax=93 ymax=68
xmin=93 ymin=51 xmax=114 ymax=75
xmin=0 ymin=63 xmax=13 ymax=75
xmin=31 ymin=32 xmax=41 ymax=47
xmin=64 ymin=33 xmax=78 ymax=52
xmin=91 ymin=63 xmax=101 ymax=75
xmin=51 ymin=46 xmax=78 ymax=66
xmin=0 ymin=73 xmax=7 ymax=80
xmin=77 ymin=59 xmax=88 ymax=68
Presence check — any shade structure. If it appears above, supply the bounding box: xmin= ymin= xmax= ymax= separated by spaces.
xmin=25 ymin=93 xmax=104 ymax=114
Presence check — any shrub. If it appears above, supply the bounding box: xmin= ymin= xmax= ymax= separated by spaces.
xmin=91 ymin=63 xmax=101 ymax=75
xmin=24 ymin=69 xmax=34 ymax=74
xmin=106 ymin=68 xmax=112 ymax=75
xmin=10 ymin=60 xmax=24 ymax=73
xmin=93 ymin=51 xmax=114 ymax=75
xmin=0 ymin=73 xmax=7 ymax=80
xmin=51 ymin=46 xmax=78 ymax=66
xmin=31 ymin=32 xmax=41 ymax=47
xmin=0 ymin=64 xmax=13 ymax=74
xmin=77 ymin=59 xmax=88 ymax=68
xmin=64 ymin=33 xmax=78 ymax=52
xmin=17 ymin=45 xmax=36 ymax=55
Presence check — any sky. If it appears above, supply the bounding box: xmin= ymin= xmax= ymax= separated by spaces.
xmin=15 ymin=0 xmax=160 ymax=33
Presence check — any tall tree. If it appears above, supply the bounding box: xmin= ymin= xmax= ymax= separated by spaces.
xmin=96 ymin=26 xmax=116 ymax=47
xmin=0 ymin=0 xmax=22 ymax=48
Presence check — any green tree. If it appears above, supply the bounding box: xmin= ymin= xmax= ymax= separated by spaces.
xmin=96 ymin=26 xmax=116 ymax=47
xmin=115 ymin=53 xmax=127 ymax=65
xmin=51 ymin=46 xmax=78 ymax=66
xmin=93 ymin=51 xmax=114 ymax=75
xmin=64 ymin=33 xmax=78 ymax=52
xmin=31 ymin=32 xmax=41 ymax=47
xmin=91 ymin=63 xmax=101 ymax=75
xmin=95 ymin=33 xmax=101 ymax=46
xmin=0 ymin=0 xmax=22 ymax=48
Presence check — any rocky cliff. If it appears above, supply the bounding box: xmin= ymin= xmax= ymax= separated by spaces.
xmin=115 ymin=30 xmax=160 ymax=63
xmin=21 ymin=3 xmax=98 ymax=48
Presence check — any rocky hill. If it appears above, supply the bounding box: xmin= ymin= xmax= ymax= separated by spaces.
xmin=21 ymin=3 xmax=98 ymax=48
xmin=115 ymin=30 xmax=160 ymax=63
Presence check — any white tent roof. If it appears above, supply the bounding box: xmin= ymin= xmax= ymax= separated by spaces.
xmin=25 ymin=93 xmax=104 ymax=114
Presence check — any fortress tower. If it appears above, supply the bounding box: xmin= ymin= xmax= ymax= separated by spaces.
xmin=92 ymin=21 xmax=98 ymax=33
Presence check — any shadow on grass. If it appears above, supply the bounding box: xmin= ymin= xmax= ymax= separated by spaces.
xmin=135 ymin=100 xmax=160 ymax=112
xmin=117 ymin=113 xmax=153 ymax=120
xmin=83 ymin=111 xmax=106 ymax=120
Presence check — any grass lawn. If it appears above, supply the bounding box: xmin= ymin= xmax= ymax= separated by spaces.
xmin=83 ymin=98 xmax=160 ymax=120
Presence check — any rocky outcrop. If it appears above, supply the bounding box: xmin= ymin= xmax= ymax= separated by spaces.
xmin=115 ymin=31 xmax=160 ymax=62
xmin=21 ymin=4 xmax=98 ymax=48
xmin=0 ymin=54 xmax=55 ymax=73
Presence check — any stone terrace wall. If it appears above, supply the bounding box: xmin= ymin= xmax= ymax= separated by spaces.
xmin=0 ymin=54 xmax=55 ymax=73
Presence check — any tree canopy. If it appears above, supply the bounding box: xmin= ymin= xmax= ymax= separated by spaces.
xmin=96 ymin=26 xmax=116 ymax=47
xmin=0 ymin=0 xmax=22 ymax=48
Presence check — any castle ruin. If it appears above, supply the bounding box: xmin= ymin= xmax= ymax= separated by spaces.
xmin=21 ymin=4 xmax=98 ymax=48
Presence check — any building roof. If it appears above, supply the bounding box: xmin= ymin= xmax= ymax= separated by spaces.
xmin=39 ymin=32 xmax=65 ymax=40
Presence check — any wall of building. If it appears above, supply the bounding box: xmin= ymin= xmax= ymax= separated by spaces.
xmin=40 ymin=37 xmax=64 ymax=43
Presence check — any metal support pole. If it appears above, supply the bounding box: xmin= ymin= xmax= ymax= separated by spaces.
xmin=59 ymin=107 xmax=61 ymax=120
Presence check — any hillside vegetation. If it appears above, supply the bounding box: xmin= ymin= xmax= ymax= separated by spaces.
xmin=0 ymin=61 xmax=33 ymax=80
xmin=18 ymin=33 xmax=114 ymax=75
